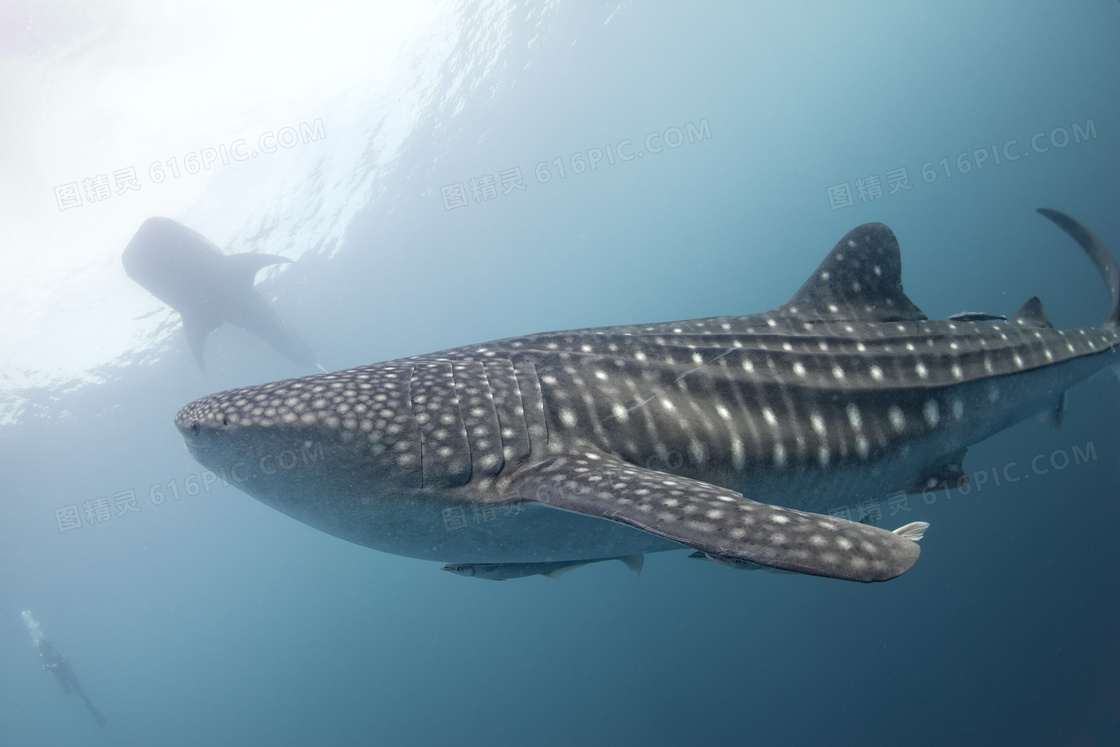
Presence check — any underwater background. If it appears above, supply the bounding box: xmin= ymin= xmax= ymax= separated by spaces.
xmin=2 ymin=2 xmax=1118 ymax=745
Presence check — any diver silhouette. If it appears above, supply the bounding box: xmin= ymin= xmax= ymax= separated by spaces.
xmin=37 ymin=639 xmax=107 ymax=728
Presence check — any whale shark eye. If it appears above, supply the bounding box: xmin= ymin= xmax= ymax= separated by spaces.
xmin=222 ymin=415 xmax=230 ymax=426
xmin=191 ymin=423 xmax=200 ymax=435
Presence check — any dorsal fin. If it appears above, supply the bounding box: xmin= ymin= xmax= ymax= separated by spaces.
xmin=778 ymin=223 xmax=927 ymax=323
xmin=1037 ymin=209 xmax=1120 ymax=328
xmin=1011 ymin=296 xmax=1054 ymax=328
xmin=224 ymin=252 xmax=292 ymax=288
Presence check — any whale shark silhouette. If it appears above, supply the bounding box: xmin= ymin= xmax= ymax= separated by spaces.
xmin=123 ymin=217 xmax=317 ymax=369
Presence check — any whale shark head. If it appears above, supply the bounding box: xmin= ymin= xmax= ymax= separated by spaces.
xmin=176 ymin=363 xmax=426 ymax=519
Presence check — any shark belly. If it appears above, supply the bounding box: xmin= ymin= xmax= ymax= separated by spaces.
xmin=231 ymin=465 xmax=683 ymax=562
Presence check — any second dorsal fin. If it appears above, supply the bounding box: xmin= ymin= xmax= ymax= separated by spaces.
xmin=1011 ymin=296 xmax=1055 ymax=328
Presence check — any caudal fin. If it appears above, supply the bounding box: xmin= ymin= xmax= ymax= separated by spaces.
xmin=893 ymin=521 xmax=930 ymax=543
xmin=1037 ymin=209 xmax=1120 ymax=327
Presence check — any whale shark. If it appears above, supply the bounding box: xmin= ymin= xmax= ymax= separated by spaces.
xmin=174 ymin=209 xmax=1119 ymax=582
xmin=123 ymin=217 xmax=317 ymax=369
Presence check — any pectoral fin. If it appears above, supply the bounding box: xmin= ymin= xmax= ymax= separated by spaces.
xmin=508 ymin=453 xmax=926 ymax=583
xmin=181 ymin=311 xmax=221 ymax=370
xmin=903 ymin=448 xmax=969 ymax=493
xmin=1036 ymin=392 xmax=1068 ymax=429
xmin=618 ymin=553 xmax=644 ymax=577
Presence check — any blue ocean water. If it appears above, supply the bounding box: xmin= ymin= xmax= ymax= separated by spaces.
xmin=2 ymin=2 xmax=1119 ymax=745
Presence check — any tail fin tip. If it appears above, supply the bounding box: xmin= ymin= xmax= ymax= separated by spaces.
xmin=1036 ymin=208 xmax=1120 ymax=328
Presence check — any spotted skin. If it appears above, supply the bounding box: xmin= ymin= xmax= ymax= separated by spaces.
xmin=175 ymin=210 xmax=1120 ymax=582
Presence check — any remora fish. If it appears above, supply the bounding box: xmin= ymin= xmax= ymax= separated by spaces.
xmin=174 ymin=209 xmax=1119 ymax=583
xmin=948 ymin=311 xmax=1007 ymax=322
xmin=442 ymin=555 xmax=644 ymax=580
xmin=123 ymin=217 xmax=317 ymax=369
